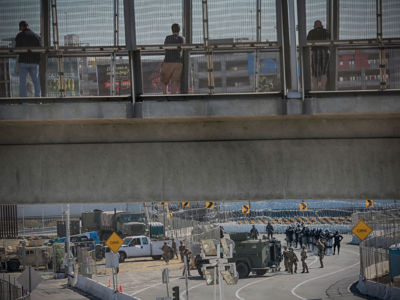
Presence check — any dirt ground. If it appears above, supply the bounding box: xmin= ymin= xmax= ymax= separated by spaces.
xmin=93 ymin=255 xmax=187 ymax=276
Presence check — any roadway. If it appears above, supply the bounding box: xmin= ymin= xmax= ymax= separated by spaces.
xmin=93 ymin=234 xmax=371 ymax=300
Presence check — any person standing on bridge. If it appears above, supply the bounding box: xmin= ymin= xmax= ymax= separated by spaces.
xmin=333 ymin=230 xmax=343 ymax=255
xmin=15 ymin=21 xmax=42 ymax=97
xmin=307 ymin=20 xmax=330 ymax=91
xmin=250 ymin=225 xmax=259 ymax=240
xmin=160 ymin=23 xmax=184 ymax=94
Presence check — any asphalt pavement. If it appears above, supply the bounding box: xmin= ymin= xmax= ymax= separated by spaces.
xmin=92 ymin=234 xmax=373 ymax=300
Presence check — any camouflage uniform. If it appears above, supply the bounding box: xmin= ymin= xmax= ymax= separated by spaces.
xmin=282 ymin=246 xmax=289 ymax=272
xmin=287 ymin=248 xmax=298 ymax=274
xmin=162 ymin=243 xmax=171 ymax=264
xmin=317 ymin=238 xmax=325 ymax=268
xmin=300 ymin=246 xmax=309 ymax=273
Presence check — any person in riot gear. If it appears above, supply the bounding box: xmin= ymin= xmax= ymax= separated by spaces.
xmin=333 ymin=230 xmax=343 ymax=255
xmin=250 ymin=225 xmax=259 ymax=240
xmin=266 ymin=222 xmax=274 ymax=239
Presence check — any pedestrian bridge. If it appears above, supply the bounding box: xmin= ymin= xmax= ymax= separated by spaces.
xmin=0 ymin=93 xmax=399 ymax=204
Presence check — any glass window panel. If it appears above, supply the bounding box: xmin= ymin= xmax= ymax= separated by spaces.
xmin=306 ymin=0 xmax=327 ymax=35
xmin=339 ymin=0 xmax=376 ymax=40
xmin=134 ymin=0 xmax=182 ymax=45
xmin=382 ymin=0 xmax=400 ymax=38
xmin=336 ymin=48 xmax=381 ymax=90
xmin=0 ymin=0 xmax=41 ymax=48
xmin=387 ymin=48 xmax=400 ymax=89
xmin=56 ymin=0 xmax=114 ymax=46
xmin=261 ymin=0 xmax=277 ymax=42
xmin=207 ymin=0 xmax=257 ymax=41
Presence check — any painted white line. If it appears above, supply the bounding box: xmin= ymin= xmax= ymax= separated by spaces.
xmin=235 ymin=256 xmax=318 ymax=300
xmin=291 ymin=249 xmax=360 ymax=300
xmin=235 ymin=277 xmax=270 ymax=300
xmin=130 ymin=277 xmax=180 ymax=296
xmin=180 ymin=282 xmax=205 ymax=300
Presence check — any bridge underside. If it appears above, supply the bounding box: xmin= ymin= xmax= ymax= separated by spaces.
xmin=0 ymin=113 xmax=399 ymax=204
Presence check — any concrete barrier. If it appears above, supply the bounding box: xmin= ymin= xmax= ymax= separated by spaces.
xmin=357 ymin=276 xmax=400 ymax=300
xmin=75 ymin=275 xmax=139 ymax=300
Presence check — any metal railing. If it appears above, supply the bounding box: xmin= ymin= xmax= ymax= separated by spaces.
xmin=1 ymin=0 xmax=400 ymax=100
xmin=356 ymin=209 xmax=400 ymax=284
xmin=0 ymin=275 xmax=27 ymax=300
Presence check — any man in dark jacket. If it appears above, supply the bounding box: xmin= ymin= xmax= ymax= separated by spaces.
xmin=307 ymin=20 xmax=330 ymax=91
xmin=15 ymin=21 xmax=42 ymax=97
xmin=160 ymin=23 xmax=184 ymax=94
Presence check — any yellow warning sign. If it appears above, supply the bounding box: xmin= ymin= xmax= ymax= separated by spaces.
xmin=299 ymin=202 xmax=308 ymax=211
xmin=242 ymin=204 xmax=250 ymax=214
xmin=366 ymin=199 xmax=374 ymax=208
xmin=206 ymin=201 xmax=215 ymax=209
xmin=182 ymin=202 xmax=190 ymax=208
xmin=105 ymin=232 xmax=124 ymax=254
xmin=352 ymin=220 xmax=373 ymax=241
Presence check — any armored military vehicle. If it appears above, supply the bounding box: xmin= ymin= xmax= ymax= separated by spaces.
xmin=229 ymin=232 xmax=281 ymax=278
xmin=0 ymin=240 xmax=53 ymax=272
xmin=195 ymin=233 xmax=282 ymax=279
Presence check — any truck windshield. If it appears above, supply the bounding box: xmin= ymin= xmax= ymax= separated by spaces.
xmin=123 ymin=238 xmax=131 ymax=246
xmin=119 ymin=214 xmax=145 ymax=223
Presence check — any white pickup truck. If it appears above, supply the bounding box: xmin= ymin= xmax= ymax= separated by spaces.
xmin=118 ymin=235 xmax=175 ymax=262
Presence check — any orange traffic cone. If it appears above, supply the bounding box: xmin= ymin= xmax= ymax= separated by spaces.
xmin=108 ymin=278 xmax=111 ymax=288
xmin=118 ymin=284 xmax=123 ymax=293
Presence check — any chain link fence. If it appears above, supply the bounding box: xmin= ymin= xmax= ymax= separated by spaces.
xmin=356 ymin=209 xmax=400 ymax=286
xmin=0 ymin=274 xmax=28 ymax=300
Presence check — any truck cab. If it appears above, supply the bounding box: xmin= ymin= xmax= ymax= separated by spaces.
xmin=118 ymin=236 xmax=173 ymax=263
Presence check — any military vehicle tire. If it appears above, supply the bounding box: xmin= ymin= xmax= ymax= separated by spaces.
xmin=255 ymin=269 xmax=267 ymax=276
xmin=7 ymin=260 xmax=20 ymax=272
xmin=119 ymin=252 xmax=126 ymax=263
xmin=152 ymin=255 xmax=162 ymax=260
xmin=236 ymin=261 xmax=250 ymax=278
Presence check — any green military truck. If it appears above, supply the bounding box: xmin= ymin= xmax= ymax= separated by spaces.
xmin=195 ymin=232 xmax=282 ymax=279
xmin=81 ymin=210 xmax=164 ymax=241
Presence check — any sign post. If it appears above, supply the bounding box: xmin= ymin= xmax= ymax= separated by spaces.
xmin=106 ymin=232 xmax=124 ymax=292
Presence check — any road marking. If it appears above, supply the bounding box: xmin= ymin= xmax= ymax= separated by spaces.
xmin=129 ymin=277 xmax=180 ymax=296
xmin=235 ymin=256 xmax=318 ymax=299
xmin=180 ymin=282 xmax=205 ymax=300
xmin=291 ymin=250 xmax=359 ymax=300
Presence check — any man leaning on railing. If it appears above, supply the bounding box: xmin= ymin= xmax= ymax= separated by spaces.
xmin=307 ymin=20 xmax=330 ymax=91
xmin=15 ymin=20 xmax=42 ymax=97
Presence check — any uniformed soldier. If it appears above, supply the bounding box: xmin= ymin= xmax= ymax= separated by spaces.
xmin=162 ymin=242 xmax=172 ymax=264
xmin=171 ymin=238 xmax=178 ymax=259
xmin=266 ymin=222 xmax=274 ymax=239
xmin=317 ymin=238 xmax=325 ymax=268
xmin=300 ymin=246 xmax=309 ymax=273
xmin=333 ymin=231 xmax=343 ymax=255
xmin=282 ymin=246 xmax=289 ymax=272
xmin=179 ymin=241 xmax=186 ymax=262
xmin=288 ymin=247 xmax=298 ymax=274
xmin=182 ymin=248 xmax=192 ymax=276
xmin=250 ymin=225 xmax=259 ymax=240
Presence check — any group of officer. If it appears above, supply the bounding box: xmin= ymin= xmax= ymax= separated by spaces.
xmin=285 ymin=224 xmax=343 ymax=255
xmin=161 ymin=239 xmax=192 ymax=276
